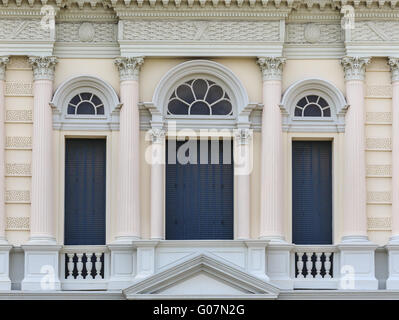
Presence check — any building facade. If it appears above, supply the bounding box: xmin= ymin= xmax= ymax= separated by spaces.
xmin=1 ymin=0 xmax=399 ymax=300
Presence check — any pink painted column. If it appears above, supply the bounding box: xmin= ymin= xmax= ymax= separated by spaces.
xmin=257 ymin=57 xmax=286 ymax=242
xmin=389 ymin=58 xmax=399 ymax=242
xmin=341 ymin=56 xmax=370 ymax=242
xmin=28 ymin=56 xmax=58 ymax=244
xmin=149 ymin=128 xmax=165 ymax=240
xmin=114 ymin=57 xmax=144 ymax=241
xmin=0 ymin=57 xmax=9 ymax=244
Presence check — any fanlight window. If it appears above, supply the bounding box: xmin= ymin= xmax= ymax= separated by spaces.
xmin=167 ymin=79 xmax=233 ymax=116
xmin=294 ymin=95 xmax=331 ymax=118
xmin=67 ymin=92 xmax=104 ymax=115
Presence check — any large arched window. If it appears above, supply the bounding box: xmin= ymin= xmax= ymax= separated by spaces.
xmin=280 ymin=78 xmax=348 ymax=132
xmin=51 ymin=75 xmax=121 ymax=130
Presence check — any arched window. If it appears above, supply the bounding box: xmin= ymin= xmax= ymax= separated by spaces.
xmin=67 ymin=92 xmax=105 ymax=115
xmin=280 ymin=79 xmax=348 ymax=132
xmin=294 ymin=95 xmax=331 ymax=118
xmin=51 ymin=75 xmax=121 ymax=130
xmin=167 ymin=79 xmax=233 ymax=116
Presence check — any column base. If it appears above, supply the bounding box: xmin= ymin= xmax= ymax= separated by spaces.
xmin=385 ymin=239 xmax=399 ymax=290
xmin=0 ymin=245 xmax=12 ymax=291
xmin=21 ymin=244 xmax=61 ymax=291
xmin=107 ymin=244 xmax=135 ymax=290
xmin=338 ymin=239 xmax=378 ymax=290
xmin=265 ymin=242 xmax=294 ymax=290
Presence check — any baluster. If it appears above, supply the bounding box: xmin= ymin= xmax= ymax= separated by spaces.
xmin=85 ymin=253 xmax=94 ymax=280
xmin=305 ymin=252 xmax=313 ymax=278
xmin=324 ymin=252 xmax=332 ymax=279
xmin=66 ymin=253 xmax=75 ymax=280
xmin=95 ymin=252 xmax=102 ymax=279
xmin=297 ymin=252 xmax=304 ymax=279
xmin=76 ymin=253 xmax=84 ymax=280
xmin=315 ymin=252 xmax=322 ymax=278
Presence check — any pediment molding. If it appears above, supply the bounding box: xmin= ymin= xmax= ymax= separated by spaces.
xmin=123 ymin=253 xmax=279 ymax=299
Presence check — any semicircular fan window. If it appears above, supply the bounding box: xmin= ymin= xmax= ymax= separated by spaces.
xmin=67 ymin=92 xmax=105 ymax=115
xmin=167 ymin=79 xmax=233 ymax=116
xmin=294 ymin=95 xmax=331 ymax=118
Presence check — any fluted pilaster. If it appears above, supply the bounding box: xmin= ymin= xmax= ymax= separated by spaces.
xmin=389 ymin=57 xmax=399 ymax=242
xmin=341 ymin=56 xmax=370 ymax=242
xmin=114 ymin=57 xmax=144 ymax=241
xmin=257 ymin=57 xmax=286 ymax=242
xmin=28 ymin=56 xmax=57 ymax=243
xmin=235 ymin=128 xmax=252 ymax=240
xmin=149 ymin=128 xmax=165 ymax=240
xmin=0 ymin=57 xmax=9 ymax=244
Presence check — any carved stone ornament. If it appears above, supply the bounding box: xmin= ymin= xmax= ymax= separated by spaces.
xmin=341 ymin=56 xmax=371 ymax=81
xmin=256 ymin=57 xmax=286 ymax=81
xmin=28 ymin=56 xmax=58 ymax=81
xmin=78 ymin=23 xmax=96 ymax=42
xmin=114 ymin=57 xmax=144 ymax=81
xmin=149 ymin=128 xmax=165 ymax=144
xmin=0 ymin=56 xmax=9 ymax=81
xmin=389 ymin=57 xmax=399 ymax=82
xmin=304 ymin=24 xmax=321 ymax=43
xmin=234 ymin=128 xmax=253 ymax=145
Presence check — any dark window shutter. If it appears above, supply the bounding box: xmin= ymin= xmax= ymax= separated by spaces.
xmin=65 ymin=139 xmax=106 ymax=245
xmin=292 ymin=141 xmax=332 ymax=245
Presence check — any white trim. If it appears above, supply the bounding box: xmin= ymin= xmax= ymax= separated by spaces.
xmin=280 ymin=78 xmax=348 ymax=133
xmin=51 ymin=75 xmax=121 ymax=131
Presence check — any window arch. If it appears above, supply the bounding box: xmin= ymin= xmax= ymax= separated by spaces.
xmin=280 ymin=78 xmax=348 ymax=132
xmin=51 ymin=75 xmax=121 ymax=130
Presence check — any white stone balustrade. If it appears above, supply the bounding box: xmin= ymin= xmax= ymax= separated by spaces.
xmin=61 ymin=246 xmax=109 ymax=290
xmin=293 ymin=246 xmax=339 ymax=289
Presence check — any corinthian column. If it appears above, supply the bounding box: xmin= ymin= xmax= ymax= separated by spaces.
xmin=340 ymin=56 xmax=370 ymax=242
xmin=257 ymin=57 xmax=286 ymax=242
xmin=22 ymin=56 xmax=60 ymax=291
xmin=0 ymin=57 xmax=9 ymax=245
xmin=28 ymin=56 xmax=58 ymax=244
xmin=389 ymin=58 xmax=399 ymax=242
xmin=114 ymin=57 xmax=144 ymax=241
xmin=149 ymin=128 xmax=165 ymax=240
xmin=338 ymin=56 xmax=377 ymax=290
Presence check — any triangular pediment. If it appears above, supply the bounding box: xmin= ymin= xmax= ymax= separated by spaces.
xmin=123 ymin=254 xmax=279 ymax=300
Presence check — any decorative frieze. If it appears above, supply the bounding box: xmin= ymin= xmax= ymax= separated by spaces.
xmin=367 ymin=217 xmax=392 ymax=231
xmin=286 ymin=23 xmax=342 ymax=44
xmin=367 ymin=191 xmax=391 ymax=204
xmin=366 ymin=138 xmax=392 ymax=151
xmin=365 ymin=85 xmax=392 ymax=98
xmin=366 ymin=164 xmax=392 ymax=177
xmin=257 ymin=57 xmax=286 ymax=81
xmin=0 ymin=56 xmax=9 ymax=81
xmin=114 ymin=57 xmax=144 ymax=81
xmin=351 ymin=22 xmax=399 ymax=42
xmin=389 ymin=57 xmax=399 ymax=82
xmin=56 ymin=22 xmax=117 ymax=43
xmin=5 ymin=190 xmax=30 ymax=203
xmin=6 ymin=217 xmax=30 ymax=231
xmin=341 ymin=56 xmax=371 ymax=81
xmin=121 ymin=20 xmax=281 ymax=42
xmin=5 ymin=110 xmax=33 ymax=122
xmin=28 ymin=56 xmax=58 ymax=81
xmin=366 ymin=112 xmax=392 ymax=123
xmin=5 ymin=82 xmax=33 ymax=96
xmin=6 ymin=163 xmax=31 ymax=176
xmin=5 ymin=136 xmax=32 ymax=149
xmin=0 ymin=20 xmax=51 ymax=41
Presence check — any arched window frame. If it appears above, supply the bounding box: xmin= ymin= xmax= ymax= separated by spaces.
xmin=51 ymin=75 xmax=121 ymax=131
xmin=280 ymin=78 xmax=348 ymax=133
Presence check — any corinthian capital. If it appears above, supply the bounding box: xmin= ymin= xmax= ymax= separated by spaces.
xmin=114 ymin=57 xmax=144 ymax=81
xmin=341 ymin=56 xmax=370 ymax=81
xmin=389 ymin=57 xmax=399 ymax=82
xmin=28 ymin=56 xmax=58 ymax=81
xmin=0 ymin=56 xmax=9 ymax=81
xmin=257 ymin=57 xmax=286 ymax=81
xmin=234 ymin=128 xmax=253 ymax=145
xmin=149 ymin=128 xmax=165 ymax=144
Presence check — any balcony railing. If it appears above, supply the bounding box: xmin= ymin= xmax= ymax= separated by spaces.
xmin=293 ymin=245 xmax=339 ymax=289
xmin=60 ymin=246 xmax=109 ymax=290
